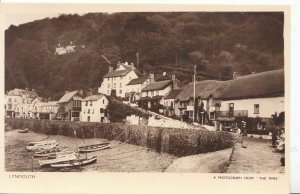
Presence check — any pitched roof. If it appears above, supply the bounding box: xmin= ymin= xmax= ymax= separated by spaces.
xmin=82 ymin=94 xmax=106 ymax=101
xmin=58 ymin=90 xmax=78 ymax=103
xmin=40 ymin=101 xmax=59 ymax=106
xmin=126 ymin=76 xmax=149 ymax=86
xmin=103 ymin=63 xmax=140 ymax=78
xmin=164 ymin=89 xmax=183 ymax=100
xmin=7 ymin=88 xmax=38 ymax=98
xmin=213 ymin=69 xmax=284 ymax=100
xmin=142 ymin=80 xmax=172 ymax=92
xmin=176 ymin=80 xmax=224 ymax=101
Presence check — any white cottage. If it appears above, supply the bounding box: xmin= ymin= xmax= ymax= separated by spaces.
xmin=81 ymin=94 xmax=109 ymax=123
xmin=213 ymin=69 xmax=284 ymax=130
xmin=98 ymin=62 xmax=140 ymax=98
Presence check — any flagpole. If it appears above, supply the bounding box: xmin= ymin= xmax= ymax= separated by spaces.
xmin=193 ymin=65 xmax=196 ymax=123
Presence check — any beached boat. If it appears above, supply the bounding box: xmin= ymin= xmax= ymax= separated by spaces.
xmin=47 ymin=149 xmax=77 ymax=159
xmin=50 ymin=156 xmax=97 ymax=168
xmin=26 ymin=140 xmax=58 ymax=151
xmin=17 ymin=128 xmax=29 ymax=133
xmin=38 ymin=152 xmax=78 ymax=167
xmin=33 ymin=147 xmax=67 ymax=157
xmin=79 ymin=142 xmax=111 ymax=153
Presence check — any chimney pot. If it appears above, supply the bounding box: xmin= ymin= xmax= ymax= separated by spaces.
xmin=149 ymin=74 xmax=155 ymax=83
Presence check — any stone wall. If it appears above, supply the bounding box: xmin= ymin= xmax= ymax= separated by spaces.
xmin=5 ymin=118 xmax=237 ymax=157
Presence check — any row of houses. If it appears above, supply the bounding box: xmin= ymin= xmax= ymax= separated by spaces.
xmin=5 ymin=89 xmax=110 ymax=123
xmin=98 ymin=61 xmax=284 ymax=130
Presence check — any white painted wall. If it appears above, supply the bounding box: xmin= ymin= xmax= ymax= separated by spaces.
xmin=80 ymin=96 xmax=109 ymax=122
xmin=98 ymin=69 xmax=138 ymax=98
xmin=219 ymin=96 xmax=284 ymax=118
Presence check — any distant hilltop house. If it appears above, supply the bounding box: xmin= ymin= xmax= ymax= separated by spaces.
xmin=55 ymin=41 xmax=77 ymax=55
xmin=98 ymin=61 xmax=146 ymax=98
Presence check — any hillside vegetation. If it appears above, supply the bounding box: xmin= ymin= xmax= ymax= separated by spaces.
xmin=5 ymin=12 xmax=284 ymax=99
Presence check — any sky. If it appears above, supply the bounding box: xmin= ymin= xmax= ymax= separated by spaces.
xmin=5 ymin=13 xmax=60 ymax=29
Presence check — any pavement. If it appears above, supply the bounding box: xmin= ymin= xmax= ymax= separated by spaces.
xmin=227 ymin=137 xmax=285 ymax=173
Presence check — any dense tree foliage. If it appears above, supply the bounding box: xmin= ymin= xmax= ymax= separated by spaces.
xmin=5 ymin=12 xmax=284 ymax=99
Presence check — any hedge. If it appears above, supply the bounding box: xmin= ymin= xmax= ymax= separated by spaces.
xmin=5 ymin=118 xmax=237 ymax=157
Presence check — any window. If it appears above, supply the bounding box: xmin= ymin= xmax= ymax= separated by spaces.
xmin=8 ymin=98 xmax=12 ymax=102
xmin=74 ymin=100 xmax=81 ymax=107
xmin=157 ymin=91 xmax=159 ymax=96
xmin=92 ymin=109 xmax=94 ymax=114
xmin=120 ymin=76 xmax=123 ymax=80
xmin=151 ymin=91 xmax=154 ymax=96
xmin=120 ymin=83 xmax=122 ymax=88
xmin=90 ymin=101 xmax=92 ymax=106
xmin=114 ymin=83 xmax=116 ymax=89
xmin=108 ymin=83 xmax=110 ymax=88
xmin=254 ymin=104 xmax=259 ymax=114
xmin=120 ymin=90 xmax=122 ymax=94
xmin=15 ymin=98 xmax=17 ymax=102
xmin=100 ymin=108 xmax=104 ymax=113
xmin=88 ymin=109 xmax=90 ymax=114
xmin=103 ymin=99 xmax=105 ymax=104
xmin=86 ymin=101 xmax=88 ymax=106
xmin=22 ymin=99 xmax=25 ymax=104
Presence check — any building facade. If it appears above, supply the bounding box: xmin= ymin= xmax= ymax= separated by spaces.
xmin=98 ymin=62 xmax=140 ymax=98
xmin=81 ymin=94 xmax=109 ymax=122
xmin=57 ymin=90 xmax=82 ymax=121
xmin=5 ymin=88 xmax=38 ymax=118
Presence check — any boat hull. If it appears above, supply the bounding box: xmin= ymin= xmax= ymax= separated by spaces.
xmin=79 ymin=143 xmax=111 ymax=153
xmin=50 ymin=156 xmax=97 ymax=168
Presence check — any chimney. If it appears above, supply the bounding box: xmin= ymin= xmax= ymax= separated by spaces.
xmin=79 ymin=90 xmax=84 ymax=97
xmin=130 ymin=62 xmax=135 ymax=69
xmin=233 ymin=72 xmax=240 ymax=80
xmin=149 ymin=74 xmax=155 ymax=84
xmin=172 ymin=74 xmax=178 ymax=89
xmin=117 ymin=61 xmax=121 ymax=69
xmin=125 ymin=61 xmax=129 ymax=66
xmin=108 ymin=66 xmax=113 ymax=72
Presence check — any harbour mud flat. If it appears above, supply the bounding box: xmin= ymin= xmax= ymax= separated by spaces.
xmin=5 ymin=130 xmax=177 ymax=172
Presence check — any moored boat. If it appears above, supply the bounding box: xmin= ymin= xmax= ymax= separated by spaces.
xmin=33 ymin=147 xmax=67 ymax=157
xmin=50 ymin=156 xmax=97 ymax=168
xmin=17 ymin=128 xmax=29 ymax=133
xmin=79 ymin=142 xmax=111 ymax=153
xmin=26 ymin=140 xmax=58 ymax=151
xmin=38 ymin=152 xmax=78 ymax=167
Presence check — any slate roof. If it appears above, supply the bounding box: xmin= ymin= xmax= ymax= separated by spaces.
xmin=103 ymin=64 xmax=141 ymax=78
xmin=142 ymin=80 xmax=172 ymax=92
xmin=126 ymin=76 xmax=149 ymax=86
xmin=176 ymin=80 xmax=224 ymax=101
xmin=58 ymin=91 xmax=78 ymax=103
xmin=82 ymin=94 xmax=106 ymax=101
xmin=7 ymin=88 xmax=38 ymax=99
xmin=213 ymin=69 xmax=284 ymax=100
xmin=164 ymin=89 xmax=183 ymax=100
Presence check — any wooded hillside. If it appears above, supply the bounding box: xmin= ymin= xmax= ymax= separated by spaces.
xmin=5 ymin=12 xmax=284 ymax=99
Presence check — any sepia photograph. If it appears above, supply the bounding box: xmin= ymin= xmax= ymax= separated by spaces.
xmin=0 ymin=3 xmax=293 ymax=194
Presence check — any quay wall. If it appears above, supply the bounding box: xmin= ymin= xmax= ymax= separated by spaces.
xmin=5 ymin=118 xmax=237 ymax=157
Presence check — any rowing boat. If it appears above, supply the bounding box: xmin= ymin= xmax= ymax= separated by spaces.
xmin=38 ymin=152 xmax=78 ymax=167
xmin=18 ymin=128 xmax=29 ymax=133
xmin=33 ymin=147 xmax=67 ymax=157
xmin=79 ymin=142 xmax=111 ymax=153
xmin=26 ymin=140 xmax=58 ymax=151
xmin=50 ymin=156 xmax=97 ymax=168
